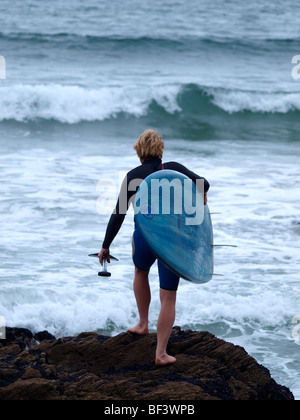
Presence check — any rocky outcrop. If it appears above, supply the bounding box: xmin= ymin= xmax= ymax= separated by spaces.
xmin=0 ymin=327 xmax=294 ymax=400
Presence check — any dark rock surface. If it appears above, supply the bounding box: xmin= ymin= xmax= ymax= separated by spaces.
xmin=0 ymin=326 xmax=294 ymax=400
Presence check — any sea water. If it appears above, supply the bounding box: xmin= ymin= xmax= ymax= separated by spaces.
xmin=0 ymin=0 xmax=299 ymax=398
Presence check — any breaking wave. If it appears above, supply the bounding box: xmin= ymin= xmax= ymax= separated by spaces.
xmin=1 ymin=83 xmax=300 ymax=124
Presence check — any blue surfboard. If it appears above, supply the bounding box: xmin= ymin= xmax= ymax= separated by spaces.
xmin=134 ymin=170 xmax=214 ymax=284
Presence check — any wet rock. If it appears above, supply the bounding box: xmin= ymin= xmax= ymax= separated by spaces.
xmin=0 ymin=327 xmax=294 ymax=400
xmin=0 ymin=327 xmax=55 ymax=351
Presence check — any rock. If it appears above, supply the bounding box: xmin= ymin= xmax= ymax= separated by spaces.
xmin=0 ymin=327 xmax=294 ymax=400
xmin=1 ymin=328 xmax=36 ymax=350
xmin=0 ymin=327 xmax=55 ymax=350
xmin=33 ymin=331 xmax=56 ymax=343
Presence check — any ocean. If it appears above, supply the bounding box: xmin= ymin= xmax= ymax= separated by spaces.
xmin=0 ymin=0 xmax=299 ymax=399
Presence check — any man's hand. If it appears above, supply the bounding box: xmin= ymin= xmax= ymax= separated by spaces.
xmin=98 ymin=248 xmax=110 ymax=266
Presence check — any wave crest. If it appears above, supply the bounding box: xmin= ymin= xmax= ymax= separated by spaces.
xmin=0 ymin=83 xmax=300 ymax=124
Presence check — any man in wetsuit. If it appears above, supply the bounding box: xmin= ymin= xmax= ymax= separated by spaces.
xmin=98 ymin=129 xmax=210 ymax=366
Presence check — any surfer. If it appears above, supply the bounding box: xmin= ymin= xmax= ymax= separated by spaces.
xmin=98 ymin=129 xmax=210 ymax=366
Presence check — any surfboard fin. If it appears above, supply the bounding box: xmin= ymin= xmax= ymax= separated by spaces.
xmin=89 ymin=253 xmax=119 ymax=261
xmin=212 ymin=244 xmax=237 ymax=247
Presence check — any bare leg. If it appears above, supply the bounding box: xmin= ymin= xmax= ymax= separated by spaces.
xmin=155 ymin=288 xmax=177 ymax=366
xmin=128 ymin=267 xmax=150 ymax=335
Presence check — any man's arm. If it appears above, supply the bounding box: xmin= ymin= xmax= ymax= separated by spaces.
xmin=99 ymin=175 xmax=129 ymax=265
xmin=102 ymin=212 xmax=125 ymax=250
xmin=99 ymin=211 xmax=125 ymax=265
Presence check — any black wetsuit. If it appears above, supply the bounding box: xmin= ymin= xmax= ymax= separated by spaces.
xmin=102 ymin=158 xmax=210 ymax=249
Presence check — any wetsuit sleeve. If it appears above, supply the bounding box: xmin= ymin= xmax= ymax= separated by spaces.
xmin=102 ymin=212 xmax=125 ymax=249
xmin=167 ymin=162 xmax=210 ymax=192
xmin=102 ymin=175 xmax=130 ymax=249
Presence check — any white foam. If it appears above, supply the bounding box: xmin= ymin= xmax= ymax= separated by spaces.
xmin=211 ymin=88 xmax=300 ymax=114
xmin=1 ymin=83 xmax=300 ymax=124
xmin=0 ymin=84 xmax=181 ymax=123
xmin=0 ymin=138 xmax=299 ymax=398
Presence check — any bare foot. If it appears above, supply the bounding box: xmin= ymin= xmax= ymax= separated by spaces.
xmin=155 ymin=353 xmax=177 ymax=366
xmin=128 ymin=323 xmax=149 ymax=336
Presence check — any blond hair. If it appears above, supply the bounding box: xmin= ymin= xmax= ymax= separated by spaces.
xmin=133 ymin=129 xmax=165 ymax=160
